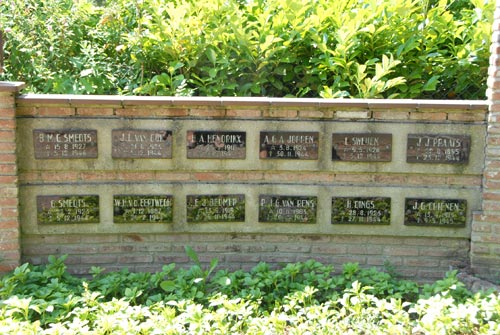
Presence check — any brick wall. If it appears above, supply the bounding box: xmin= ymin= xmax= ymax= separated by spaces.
xmin=8 ymin=95 xmax=486 ymax=281
xmin=0 ymin=82 xmax=24 ymax=272
xmin=470 ymin=1 xmax=500 ymax=281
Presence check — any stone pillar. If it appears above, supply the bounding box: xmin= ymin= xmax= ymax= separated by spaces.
xmin=0 ymin=81 xmax=24 ymax=273
xmin=471 ymin=1 xmax=500 ymax=281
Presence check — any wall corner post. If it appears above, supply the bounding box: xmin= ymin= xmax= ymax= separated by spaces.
xmin=0 ymin=81 xmax=25 ymax=274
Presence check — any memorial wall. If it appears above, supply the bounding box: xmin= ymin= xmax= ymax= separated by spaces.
xmin=1 ymin=90 xmax=490 ymax=279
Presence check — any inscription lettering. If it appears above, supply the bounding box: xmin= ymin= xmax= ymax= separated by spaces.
xmin=259 ymin=195 xmax=317 ymax=223
xmin=187 ymin=131 xmax=246 ymax=159
xmin=37 ymin=195 xmax=99 ymax=224
xmin=332 ymin=133 xmax=392 ymax=162
xmin=113 ymin=195 xmax=173 ymax=223
xmin=112 ymin=129 xmax=172 ymax=159
xmin=33 ymin=129 xmax=98 ymax=159
xmin=407 ymin=134 xmax=470 ymax=164
xmin=332 ymin=197 xmax=391 ymax=225
xmin=260 ymin=131 xmax=319 ymax=160
xmin=404 ymin=198 xmax=467 ymax=227
xmin=187 ymin=194 xmax=245 ymax=222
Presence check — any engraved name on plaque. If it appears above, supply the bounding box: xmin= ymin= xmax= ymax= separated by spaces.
xmin=187 ymin=131 xmax=246 ymax=159
xmin=33 ymin=129 xmax=98 ymax=159
xmin=404 ymin=198 xmax=467 ymax=227
xmin=259 ymin=131 xmax=319 ymax=159
xmin=37 ymin=195 xmax=99 ymax=224
xmin=331 ymin=197 xmax=391 ymax=224
xmin=112 ymin=129 xmax=172 ymax=158
xmin=407 ymin=134 xmax=470 ymax=164
xmin=113 ymin=195 xmax=173 ymax=223
xmin=259 ymin=195 xmax=317 ymax=223
xmin=186 ymin=194 xmax=245 ymax=222
xmin=332 ymin=133 xmax=392 ymax=162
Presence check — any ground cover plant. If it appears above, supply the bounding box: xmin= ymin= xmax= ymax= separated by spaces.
xmin=0 ymin=0 xmax=494 ymax=99
xmin=0 ymin=249 xmax=499 ymax=334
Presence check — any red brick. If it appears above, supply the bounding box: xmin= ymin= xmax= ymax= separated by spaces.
xmin=81 ymin=255 xmax=118 ymax=264
xmin=298 ymin=110 xmax=334 ymax=118
xmin=0 ymin=142 xmax=15 ymax=152
xmin=0 ymin=130 xmax=15 ymax=141
xmin=262 ymin=109 xmax=298 ymax=118
xmin=372 ymin=111 xmax=410 ymax=120
xmin=0 ymin=120 xmax=15 ymax=129
xmin=192 ymin=172 xmax=227 ymax=181
xmin=76 ymin=107 xmax=114 ymax=116
xmin=409 ymin=112 xmax=447 ymax=120
xmin=38 ymin=107 xmax=75 ymax=116
xmin=189 ymin=108 xmax=225 ymax=117
xmin=155 ymin=172 xmax=191 ymax=181
xmin=226 ymin=109 xmax=262 ymax=118
xmin=447 ymin=112 xmax=487 ymax=122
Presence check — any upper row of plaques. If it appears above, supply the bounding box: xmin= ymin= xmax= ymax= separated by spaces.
xmin=33 ymin=129 xmax=471 ymax=164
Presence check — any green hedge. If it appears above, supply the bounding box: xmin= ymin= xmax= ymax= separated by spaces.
xmin=0 ymin=0 xmax=494 ymax=99
xmin=1 ymin=254 xmax=499 ymax=334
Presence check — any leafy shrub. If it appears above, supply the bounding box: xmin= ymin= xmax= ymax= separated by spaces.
xmin=1 ymin=251 xmax=499 ymax=334
xmin=0 ymin=0 xmax=494 ymax=98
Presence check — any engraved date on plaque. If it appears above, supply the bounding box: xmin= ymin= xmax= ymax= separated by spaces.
xmin=259 ymin=131 xmax=319 ymax=159
xmin=404 ymin=198 xmax=467 ymax=227
xmin=33 ymin=129 xmax=97 ymax=159
xmin=407 ymin=134 xmax=470 ymax=164
xmin=332 ymin=197 xmax=391 ymax=224
xmin=37 ymin=195 xmax=99 ymax=224
xmin=187 ymin=194 xmax=245 ymax=222
xmin=113 ymin=195 xmax=173 ymax=223
xmin=112 ymin=130 xmax=172 ymax=158
xmin=187 ymin=131 xmax=246 ymax=159
xmin=332 ymin=133 xmax=392 ymax=162
xmin=259 ymin=195 xmax=317 ymax=223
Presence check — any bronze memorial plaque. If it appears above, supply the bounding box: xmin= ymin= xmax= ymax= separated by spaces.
xmin=37 ymin=195 xmax=99 ymax=224
xmin=407 ymin=134 xmax=470 ymax=164
xmin=404 ymin=198 xmax=467 ymax=227
xmin=259 ymin=195 xmax=317 ymax=223
xmin=33 ymin=129 xmax=98 ymax=159
xmin=113 ymin=195 xmax=173 ymax=223
xmin=186 ymin=131 xmax=246 ymax=159
xmin=112 ymin=129 xmax=172 ymax=158
xmin=259 ymin=131 xmax=319 ymax=159
xmin=332 ymin=133 xmax=392 ymax=162
xmin=332 ymin=197 xmax=391 ymax=224
xmin=186 ymin=194 xmax=245 ymax=222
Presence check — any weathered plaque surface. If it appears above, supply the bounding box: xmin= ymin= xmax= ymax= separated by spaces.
xmin=404 ymin=198 xmax=467 ymax=227
xmin=33 ymin=129 xmax=98 ymax=159
xmin=259 ymin=195 xmax=317 ymax=223
xmin=112 ymin=129 xmax=172 ymax=158
xmin=407 ymin=134 xmax=470 ymax=164
xmin=37 ymin=195 xmax=99 ymax=224
xmin=187 ymin=131 xmax=246 ymax=159
xmin=332 ymin=133 xmax=392 ymax=162
xmin=186 ymin=194 xmax=245 ymax=222
xmin=113 ymin=195 xmax=173 ymax=223
xmin=332 ymin=197 xmax=391 ymax=224
xmin=259 ymin=131 xmax=319 ymax=159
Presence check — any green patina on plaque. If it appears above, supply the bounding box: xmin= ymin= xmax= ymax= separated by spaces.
xmin=113 ymin=195 xmax=173 ymax=223
xmin=37 ymin=195 xmax=99 ymax=224
xmin=259 ymin=131 xmax=319 ymax=159
xmin=332 ymin=197 xmax=391 ymax=225
xmin=404 ymin=198 xmax=467 ymax=227
xmin=187 ymin=194 xmax=245 ymax=222
xmin=259 ymin=195 xmax=317 ymax=223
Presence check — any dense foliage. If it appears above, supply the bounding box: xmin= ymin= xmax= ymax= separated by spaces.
xmin=1 ymin=251 xmax=499 ymax=334
xmin=0 ymin=0 xmax=494 ymax=99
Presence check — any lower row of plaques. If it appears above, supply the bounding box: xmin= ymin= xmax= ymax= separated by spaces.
xmin=36 ymin=195 xmax=467 ymax=227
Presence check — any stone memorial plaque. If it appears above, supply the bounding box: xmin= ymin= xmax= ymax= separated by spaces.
xmin=187 ymin=131 xmax=246 ymax=159
xmin=186 ymin=194 xmax=245 ymax=222
xmin=332 ymin=197 xmax=391 ymax=224
xmin=332 ymin=133 xmax=392 ymax=162
xmin=259 ymin=131 xmax=319 ymax=159
xmin=37 ymin=195 xmax=99 ymax=224
xmin=259 ymin=195 xmax=317 ymax=223
xmin=404 ymin=198 xmax=467 ymax=227
xmin=112 ymin=129 xmax=172 ymax=158
xmin=33 ymin=129 xmax=97 ymax=159
xmin=113 ymin=195 xmax=173 ymax=223
xmin=407 ymin=134 xmax=470 ymax=164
